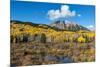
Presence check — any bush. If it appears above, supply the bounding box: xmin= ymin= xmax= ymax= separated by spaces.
xmin=77 ymin=36 xmax=86 ymax=43
xmin=64 ymin=38 xmax=69 ymax=42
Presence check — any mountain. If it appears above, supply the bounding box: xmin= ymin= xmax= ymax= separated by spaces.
xmin=11 ymin=20 xmax=90 ymax=32
xmin=50 ymin=20 xmax=90 ymax=31
xmin=50 ymin=20 xmax=66 ymax=30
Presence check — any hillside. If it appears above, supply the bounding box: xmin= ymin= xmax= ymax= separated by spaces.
xmin=10 ymin=0 xmax=95 ymax=66
xmin=11 ymin=20 xmax=94 ymax=43
xmin=11 ymin=20 xmax=95 ymax=66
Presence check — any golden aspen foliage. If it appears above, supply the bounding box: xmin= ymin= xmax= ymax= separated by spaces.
xmin=77 ymin=36 xmax=86 ymax=43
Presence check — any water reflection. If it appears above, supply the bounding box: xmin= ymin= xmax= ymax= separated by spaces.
xmin=44 ymin=55 xmax=72 ymax=63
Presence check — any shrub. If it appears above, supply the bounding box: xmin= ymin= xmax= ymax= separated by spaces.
xmin=77 ymin=36 xmax=86 ymax=43
xmin=64 ymin=38 xmax=69 ymax=42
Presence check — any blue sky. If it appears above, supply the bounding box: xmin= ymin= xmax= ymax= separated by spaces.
xmin=10 ymin=0 xmax=95 ymax=30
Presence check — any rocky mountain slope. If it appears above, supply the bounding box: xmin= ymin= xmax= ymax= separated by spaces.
xmin=50 ymin=20 xmax=90 ymax=31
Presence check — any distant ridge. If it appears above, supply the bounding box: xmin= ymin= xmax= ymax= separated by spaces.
xmin=11 ymin=20 xmax=90 ymax=32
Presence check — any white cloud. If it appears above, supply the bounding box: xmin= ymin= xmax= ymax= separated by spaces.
xmin=87 ymin=25 xmax=94 ymax=28
xmin=87 ymin=25 xmax=95 ymax=30
xmin=47 ymin=5 xmax=76 ymax=20
xmin=78 ymin=14 xmax=81 ymax=17
xmin=47 ymin=10 xmax=61 ymax=20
